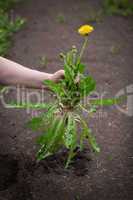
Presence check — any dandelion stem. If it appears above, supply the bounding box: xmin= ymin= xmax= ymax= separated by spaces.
xmin=79 ymin=36 xmax=88 ymax=61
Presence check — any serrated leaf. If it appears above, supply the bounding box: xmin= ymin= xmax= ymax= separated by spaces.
xmin=64 ymin=113 xmax=77 ymax=168
xmin=64 ymin=113 xmax=77 ymax=149
xmin=81 ymin=118 xmax=100 ymax=153
xmin=27 ymin=104 xmax=58 ymax=132
xmin=37 ymin=115 xmax=65 ymax=160
xmin=87 ymin=129 xmax=100 ymax=153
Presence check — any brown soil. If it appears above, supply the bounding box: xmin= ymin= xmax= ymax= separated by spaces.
xmin=0 ymin=0 xmax=133 ymax=199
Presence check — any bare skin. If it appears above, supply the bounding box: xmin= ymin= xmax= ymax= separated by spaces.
xmin=0 ymin=56 xmax=64 ymax=89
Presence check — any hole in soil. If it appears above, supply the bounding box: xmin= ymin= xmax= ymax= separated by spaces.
xmin=39 ymin=148 xmax=91 ymax=176
xmin=0 ymin=154 xmax=19 ymax=191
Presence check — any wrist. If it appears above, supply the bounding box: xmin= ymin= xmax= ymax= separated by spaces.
xmin=48 ymin=73 xmax=53 ymax=81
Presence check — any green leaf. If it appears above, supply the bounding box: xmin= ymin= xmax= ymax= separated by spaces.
xmin=37 ymin=134 xmax=47 ymax=145
xmin=27 ymin=104 xmax=59 ymax=133
xmin=78 ymin=63 xmax=85 ymax=73
xmin=64 ymin=63 xmax=75 ymax=84
xmin=66 ymin=51 xmax=73 ymax=65
xmin=64 ymin=113 xmax=77 ymax=149
xmin=81 ymin=118 xmax=100 ymax=153
xmin=87 ymin=129 xmax=100 ymax=153
xmin=44 ymin=80 xmax=64 ymax=96
xmin=27 ymin=116 xmax=45 ymax=131
xmin=89 ymin=97 xmax=124 ymax=106
xmin=64 ymin=113 xmax=78 ymax=168
xmin=37 ymin=115 xmax=65 ymax=160
xmin=79 ymin=76 xmax=96 ymax=97
xmin=9 ymin=17 xmax=26 ymax=32
xmin=65 ymin=150 xmax=77 ymax=168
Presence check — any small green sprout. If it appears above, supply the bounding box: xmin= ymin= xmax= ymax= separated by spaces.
xmin=56 ymin=13 xmax=66 ymax=23
xmin=110 ymin=45 xmax=121 ymax=55
xmin=0 ymin=12 xmax=26 ymax=56
xmin=39 ymin=55 xmax=48 ymax=68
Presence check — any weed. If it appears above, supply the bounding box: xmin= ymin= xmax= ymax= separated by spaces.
xmin=0 ymin=0 xmax=20 ymax=11
xmin=108 ymin=155 xmax=113 ymax=161
xmin=10 ymin=25 xmax=120 ymax=168
xmin=0 ymin=0 xmax=26 ymax=56
xmin=39 ymin=55 xmax=48 ymax=68
xmin=110 ymin=45 xmax=121 ymax=55
xmin=103 ymin=0 xmax=133 ymax=16
xmin=56 ymin=13 xmax=66 ymax=24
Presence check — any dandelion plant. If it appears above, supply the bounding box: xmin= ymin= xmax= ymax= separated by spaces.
xmin=11 ymin=25 xmax=119 ymax=168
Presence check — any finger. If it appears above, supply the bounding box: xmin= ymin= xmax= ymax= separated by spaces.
xmin=55 ymin=70 xmax=65 ymax=78
xmin=54 ymin=70 xmax=65 ymax=82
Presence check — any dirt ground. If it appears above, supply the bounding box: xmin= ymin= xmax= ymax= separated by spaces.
xmin=0 ymin=0 xmax=133 ymax=199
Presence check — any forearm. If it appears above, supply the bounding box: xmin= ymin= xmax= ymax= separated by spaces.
xmin=0 ymin=57 xmax=52 ymax=88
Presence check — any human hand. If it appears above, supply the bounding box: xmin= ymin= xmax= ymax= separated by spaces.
xmin=50 ymin=70 xmax=64 ymax=82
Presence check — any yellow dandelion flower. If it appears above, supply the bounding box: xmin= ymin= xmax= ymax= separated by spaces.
xmin=78 ymin=25 xmax=94 ymax=36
